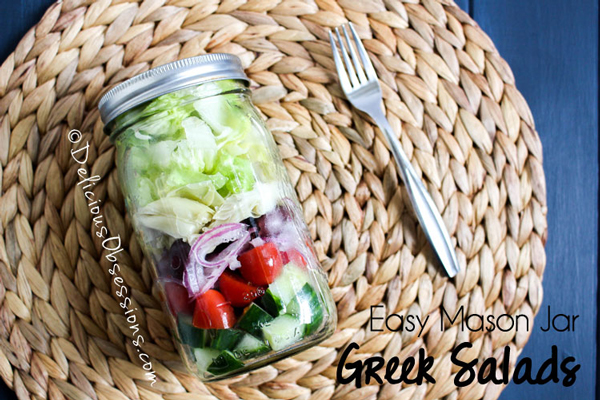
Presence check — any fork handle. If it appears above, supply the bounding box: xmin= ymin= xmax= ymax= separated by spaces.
xmin=371 ymin=111 xmax=460 ymax=277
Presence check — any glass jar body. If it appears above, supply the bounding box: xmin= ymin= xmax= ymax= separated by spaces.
xmin=108 ymin=79 xmax=336 ymax=381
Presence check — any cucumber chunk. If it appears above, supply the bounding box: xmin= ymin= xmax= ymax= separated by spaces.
xmin=211 ymin=329 xmax=244 ymax=351
xmin=178 ymin=315 xmax=212 ymax=347
xmin=233 ymin=334 xmax=270 ymax=359
xmin=262 ymin=314 xmax=304 ymax=351
xmin=259 ymin=290 xmax=283 ymax=317
xmin=237 ymin=303 xmax=274 ymax=337
xmin=207 ymin=350 xmax=244 ymax=375
xmin=286 ymin=283 xmax=324 ymax=335
xmin=262 ymin=264 xmax=309 ymax=316
xmin=194 ymin=347 xmax=220 ymax=373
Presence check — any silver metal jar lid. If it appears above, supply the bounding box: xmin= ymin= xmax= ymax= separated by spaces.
xmin=98 ymin=53 xmax=249 ymax=125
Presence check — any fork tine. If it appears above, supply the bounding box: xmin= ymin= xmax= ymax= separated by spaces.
xmin=329 ymin=30 xmax=352 ymax=92
xmin=342 ymin=24 xmax=367 ymax=84
xmin=348 ymin=22 xmax=377 ymax=81
xmin=335 ymin=27 xmax=359 ymax=87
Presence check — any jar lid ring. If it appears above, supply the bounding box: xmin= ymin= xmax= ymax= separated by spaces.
xmin=98 ymin=53 xmax=249 ymax=125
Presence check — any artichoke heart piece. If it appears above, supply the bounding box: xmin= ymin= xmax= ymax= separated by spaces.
xmin=137 ymin=197 xmax=214 ymax=240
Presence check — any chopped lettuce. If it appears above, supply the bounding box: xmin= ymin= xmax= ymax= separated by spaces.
xmin=181 ymin=116 xmax=217 ymax=170
xmin=113 ymin=88 xmax=199 ymax=139
xmin=135 ymin=177 xmax=157 ymax=208
xmin=116 ymin=80 xmax=280 ymax=241
xmin=208 ymin=79 xmax=243 ymax=94
xmin=216 ymin=154 xmax=255 ymax=195
xmin=193 ymin=96 xmax=250 ymax=140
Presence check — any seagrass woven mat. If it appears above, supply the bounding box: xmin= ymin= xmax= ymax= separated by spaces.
xmin=0 ymin=0 xmax=548 ymax=399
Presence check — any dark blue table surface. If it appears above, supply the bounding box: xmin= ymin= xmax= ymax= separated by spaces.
xmin=0 ymin=0 xmax=597 ymax=399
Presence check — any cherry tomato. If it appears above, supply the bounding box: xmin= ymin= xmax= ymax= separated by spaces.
xmin=192 ymin=290 xmax=236 ymax=329
xmin=164 ymin=282 xmax=194 ymax=315
xmin=218 ymin=270 xmax=266 ymax=307
xmin=238 ymin=242 xmax=283 ymax=286
xmin=281 ymin=248 xmax=307 ymax=267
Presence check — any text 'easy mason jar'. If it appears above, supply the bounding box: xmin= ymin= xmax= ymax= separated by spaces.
xmin=99 ymin=54 xmax=337 ymax=381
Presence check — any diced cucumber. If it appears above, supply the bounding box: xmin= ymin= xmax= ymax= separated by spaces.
xmin=207 ymin=350 xmax=244 ymax=375
xmin=194 ymin=347 xmax=220 ymax=373
xmin=314 ymin=271 xmax=333 ymax=306
xmin=237 ymin=303 xmax=273 ymax=337
xmin=259 ymin=290 xmax=284 ymax=317
xmin=211 ymin=329 xmax=244 ymax=351
xmin=262 ymin=314 xmax=305 ymax=351
xmin=233 ymin=334 xmax=270 ymax=359
xmin=262 ymin=264 xmax=309 ymax=316
xmin=177 ymin=315 xmax=212 ymax=348
xmin=286 ymin=283 xmax=324 ymax=335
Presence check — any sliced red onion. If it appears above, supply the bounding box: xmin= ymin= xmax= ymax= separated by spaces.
xmin=183 ymin=223 xmax=250 ymax=297
xmin=229 ymin=258 xmax=241 ymax=271
xmin=260 ymin=209 xmax=287 ymax=236
xmin=260 ymin=199 xmax=312 ymax=260
xmin=268 ymin=218 xmax=298 ymax=252
xmin=272 ymin=229 xmax=299 ymax=253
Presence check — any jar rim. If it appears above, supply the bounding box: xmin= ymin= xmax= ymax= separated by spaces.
xmin=98 ymin=54 xmax=249 ymax=125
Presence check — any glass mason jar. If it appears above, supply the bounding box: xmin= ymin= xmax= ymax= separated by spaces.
xmin=99 ymin=54 xmax=336 ymax=381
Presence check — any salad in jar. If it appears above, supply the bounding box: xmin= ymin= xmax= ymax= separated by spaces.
xmin=102 ymin=62 xmax=336 ymax=381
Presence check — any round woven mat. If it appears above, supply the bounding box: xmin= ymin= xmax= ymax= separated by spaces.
xmin=0 ymin=0 xmax=547 ymax=399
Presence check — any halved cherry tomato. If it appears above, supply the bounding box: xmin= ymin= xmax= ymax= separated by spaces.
xmin=192 ymin=290 xmax=236 ymax=329
xmin=238 ymin=242 xmax=283 ymax=286
xmin=164 ymin=282 xmax=194 ymax=315
xmin=218 ymin=270 xmax=266 ymax=308
xmin=281 ymin=248 xmax=307 ymax=267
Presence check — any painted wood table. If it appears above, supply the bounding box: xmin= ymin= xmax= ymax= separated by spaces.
xmin=0 ymin=0 xmax=597 ymax=399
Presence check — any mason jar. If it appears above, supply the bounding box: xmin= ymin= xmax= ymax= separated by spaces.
xmin=98 ymin=54 xmax=336 ymax=381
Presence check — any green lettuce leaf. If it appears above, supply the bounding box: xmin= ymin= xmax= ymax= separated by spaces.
xmin=215 ymin=153 xmax=255 ymax=195
xmin=193 ymin=95 xmax=252 ymax=142
xmin=116 ymin=80 xmax=280 ymax=240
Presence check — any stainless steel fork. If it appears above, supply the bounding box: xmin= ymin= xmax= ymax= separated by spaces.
xmin=329 ymin=23 xmax=460 ymax=277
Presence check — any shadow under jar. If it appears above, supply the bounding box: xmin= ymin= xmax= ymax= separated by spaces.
xmin=99 ymin=54 xmax=337 ymax=381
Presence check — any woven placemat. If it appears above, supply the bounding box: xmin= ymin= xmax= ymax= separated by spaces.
xmin=0 ymin=0 xmax=547 ymax=399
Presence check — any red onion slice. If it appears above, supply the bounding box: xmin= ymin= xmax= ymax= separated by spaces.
xmin=183 ymin=223 xmax=250 ymax=297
